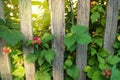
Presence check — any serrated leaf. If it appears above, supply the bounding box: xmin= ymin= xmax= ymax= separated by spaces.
xmin=41 ymin=33 xmax=54 ymax=42
xmin=91 ymin=71 xmax=101 ymax=80
xmin=77 ymin=33 xmax=92 ymax=44
xmin=97 ymin=56 xmax=105 ymax=64
xmin=106 ymin=55 xmax=120 ymax=65
xmin=12 ymin=66 xmax=25 ymax=78
xmin=42 ymin=42 xmax=49 ymax=49
xmin=93 ymin=38 xmax=103 ymax=47
xmin=88 ymin=58 xmax=96 ymax=65
xmin=68 ymin=44 xmax=76 ymax=52
xmin=91 ymin=12 xmax=100 ymax=23
xmin=110 ymin=65 xmax=120 ymax=80
xmin=65 ymin=59 xmax=73 ymax=67
xmin=26 ymin=53 xmax=37 ymax=63
xmin=35 ymin=71 xmax=51 ymax=80
xmin=84 ymin=66 xmax=92 ymax=72
xmin=64 ymin=33 xmax=76 ymax=49
xmin=84 ymin=66 xmax=94 ymax=78
xmin=71 ymin=25 xmax=88 ymax=34
xmin=98 ymin=6 xmax=105 ymax=14
xmin=40 ymin=50 xmax=48 ymax=58
xmin=38 ymin=57 xmax=45 ymax=66
xmin=90 ymin=47 xmax=97 ymax=56
xmin=99 ymin=63 xmax=109 ymax=70
xmin=0 ymin=26 xmax=24 ymax=47
xmin=66 ymin=65 xmax=79 ymax=80
xmin=44 ymin=49 xmax=55 ymax=64
xmin=39 ymin=63 xmax=51 ymax=72
xmin=113 ymin=41 xmax=120 ymax=49
xmin=98 ymin=48 xmax=108 ymax=57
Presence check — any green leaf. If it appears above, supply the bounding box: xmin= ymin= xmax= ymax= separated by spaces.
xmin=91 ymin=12 xmax=100 ymax=23
xmin=90 ymin=47 xmax=97 ymax=56
xmin=65 ymin=59 xmax=73 ymax=67
xmin=66 ymin=65 xmax=79 ymax=80
xmin=44 ymin=49 xmax=55 ymax=64
xmin=39 ymin=63 xmax=51 ymax=72
xmin=40 ymin=50 xmax=48 ymax=58
xmin=91 ymin=71 xmax=102 ymax=80
xmin=98 ymin=48 xmax=108 ymax=57
xmin=97 ymin=56 xmax=105 ymax=64
xmin=71 ymin=25 xmax=88 ymax=34
xmin=35 ymin=71 xmax=51 ymax=80
xmin=26 ymin=53 xmax=37 ymax=63
xmin=38 ymin=57 xmax=45 ymax=66
xmin=84 ymin=66 xmax=93 ymax=78
xmin=64 ymin=33 xmax=76 ymax=49
xmin=77 ymin=33 xmax=92 ymax=44
xmin=99 ymin=63 xmax=109 ymax=70
xmin=12 ymin=66 xmax=25 ymax=78
xmin=98 ymin=5 xmax=105 ymax=14
xmin=0 ymin=26 xmax=24 ymax=47
xmin=96 ymin=27 xmax=104 ymax=34
xmin=84 ymin=66 xmax=92 ymax=72
xmin=68 ymin=44 xmax=76 ymax=52
xmin=106 ymin=55 xmax=120 ymax=65
xmin=101 ymin=19 xmax=106 ymax=26
xmin=42 ymin=42 xmax=49 ymax=49
xmin=110 ymin=65 xmax=120 ymax=80
xmin=113 ymin=41 xmax=120 ymax=49
xmin=93 ymin=38 xmax=103 ymax=47
xmin=41 ymin=33 xmax=54 ymax=42
xmin=88 ymin=58 xmax=96 ymax=65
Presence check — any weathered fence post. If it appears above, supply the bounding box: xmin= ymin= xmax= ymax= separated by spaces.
xmin=19 ymin=0 xmax=35 ymax=80
xmin=76 ymin=0 xmax=90 ymax=80
xmin=49 ymin=0 xmax=65 ymax=80
xmin=103 ymin=0 xmax=119 ymax=54
xmin=0 ymin=0 xmax=12 ymax=80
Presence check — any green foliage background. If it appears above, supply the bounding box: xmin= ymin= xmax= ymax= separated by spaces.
xmin=0 ymin=0 xmax=120 ymax=80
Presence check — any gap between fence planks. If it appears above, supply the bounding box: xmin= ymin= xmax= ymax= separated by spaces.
xmin=49 ymin=0 xmax=65 ymax=80
xmin=19 ymin=0 xmax=35 ymax=80
xmin=0 ymin=0 xmax=12 ymax=80
xmin=103 ymin=0 xmax=119 ymax=55
xmin=76 ymin=0 xmax=90 ymax=80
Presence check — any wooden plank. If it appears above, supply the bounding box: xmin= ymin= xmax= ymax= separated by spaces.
xmin=49 ymin=0 xmax=65 ymax=80
xmin=19 ymin=0 xmax=35 ymax=80
xmin=103 ymin=0 xmax=119 ymax=54
xmin=0 ymin=0 xmax=12 ymax=80
xmin=119 ymin=0 xmax=120 ymax=7
xmin=76 ymin=0 xmax=90 ymax=80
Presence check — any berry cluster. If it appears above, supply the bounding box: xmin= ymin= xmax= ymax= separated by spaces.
xmin=32 ymin=36 xmax=41 ymax=45
xmin=2 ymin=47 xmax=12 ymax=55
xmin=102 ymin=69 xmax=111 ymax=78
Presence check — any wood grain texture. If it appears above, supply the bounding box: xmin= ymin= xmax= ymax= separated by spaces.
xmin=76 ymin=0 xmax=90 ymax=80
xmin=0 ymin=0 xmax=12 ymax=80
xmin=19 ymin=0 xmax=35 ymax=80
xmin=50 ymin=0 xmax=65 ymax=80
xmin=103 ymin=0 xmax=119 ymax=54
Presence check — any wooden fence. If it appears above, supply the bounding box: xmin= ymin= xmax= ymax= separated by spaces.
xmin=0 ymin=0 xmax=120 ymax=80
